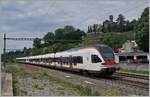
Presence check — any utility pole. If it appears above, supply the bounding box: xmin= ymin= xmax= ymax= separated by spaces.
xmin=3 ymin=33 xmax=6 ymax=69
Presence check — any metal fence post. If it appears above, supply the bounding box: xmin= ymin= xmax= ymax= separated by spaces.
xmin=3 ymin=34 xmax=6 ymax=69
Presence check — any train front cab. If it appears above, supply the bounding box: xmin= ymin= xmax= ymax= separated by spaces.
xmin=94 ymin=44 xmax=119 ymax=75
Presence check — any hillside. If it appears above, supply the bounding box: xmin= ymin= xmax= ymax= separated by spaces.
xmin=78 ymin=31 xmax=135 ymax=52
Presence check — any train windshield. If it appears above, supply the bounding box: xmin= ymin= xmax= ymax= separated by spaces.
xmin=97 ymin=45 xmax=114 ymax=60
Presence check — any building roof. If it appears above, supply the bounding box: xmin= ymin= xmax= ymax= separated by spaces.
xmin=117 ymin=52 xmax=148 ymax=56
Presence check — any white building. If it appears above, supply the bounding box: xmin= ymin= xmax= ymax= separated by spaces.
xmin=119 ymin=40 xmax=139 ymax=53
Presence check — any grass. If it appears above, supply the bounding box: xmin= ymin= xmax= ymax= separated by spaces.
xmin=5 ymin=65 xmax=29 ymax=96
xmin=34 ymin=72 xmax=101 ymax=96
xmin=101 ymin=88 xmax=121 ymax=96
xmin=120 ymin=68 xmax=149 ymax=75
xmin=12 ymin=69 xmax=20 ymax=96
xmin=9 ymin=65 xmax=100 ymax=96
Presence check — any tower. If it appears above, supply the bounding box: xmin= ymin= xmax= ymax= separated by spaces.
xmin=109 ymin=15 xmax=113 ymax=22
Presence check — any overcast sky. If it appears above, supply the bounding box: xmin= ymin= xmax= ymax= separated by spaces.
xmin=0 ymin=0 xmax=148 ymax=51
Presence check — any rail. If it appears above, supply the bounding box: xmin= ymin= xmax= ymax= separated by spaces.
xmin=113 ymin=71 xmax=149 ymax=90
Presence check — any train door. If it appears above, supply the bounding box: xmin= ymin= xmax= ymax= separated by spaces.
xmin=60 ymin=56 xmax=63 ymax=67
xmin=69 ymin=55 xmax=73 ymax=69
xmin=82 ymin=53 xmax=91 ymax=69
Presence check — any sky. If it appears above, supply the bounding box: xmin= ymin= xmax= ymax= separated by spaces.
xmin=0 ymin=0 xmax=148 ymax=52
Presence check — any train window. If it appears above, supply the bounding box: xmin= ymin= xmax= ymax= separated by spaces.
xmin=73 ymin=56 xmax=83 ymax=63
xmin=97 ymin=46 xmax=114 ymax=60
xmin=54 ymin=57 xmax=60 ymax=62
xmin=127 ymin=56 xmax=134 ymax=59
xmin=61 ymin=57 xmax=68 ymax=65
xmin=119 ymin=56 xmax=126 ymax=61
xmin=137 ymin=56 xmax=147 ymax=60
xmin=91 ymin=55 xmax=101 ymax=63
xmin=62 ymin=57 xmax=69 ymax=65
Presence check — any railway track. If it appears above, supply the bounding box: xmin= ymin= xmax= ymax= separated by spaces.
xmin=112 ymin=71 xmax=149 ymax=90
xmin=21 ymin=63 xmax=149 ymax=91
xmin=115 ymin=71 xmax=149 ymax=80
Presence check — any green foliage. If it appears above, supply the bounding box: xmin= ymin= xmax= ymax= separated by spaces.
xmin=101 ymin=88 xmax=121 ymax=96
xmin=2 ymin=50 xmax=26 ymax=63
xmin=89 ymin=14 xmax=137 ymax=33
xmin=81 ymin=32 xmax=134 ymax=52
xmin=43 ymin=74 xmax=100 ymax=96
xmin=23 ymin=47 xmax=32 ymax=56
xmin=63 ymin=25 xmax=75 ymax=34
xmin=2 ymin=25 xmax=85 ymax=62
xmin=120 ymin=68 xmax=149 ymax=75
xmin=102 ymin=34 xmax=125 ymax=51
xmin=116 ymin=14 xmax=126 ymax=32
xmin=33 ymin=38 xmax=42 ymax=48
xmin=135 ymin=7 xmax=149 ymax=52
xmin=43 ymin=32 xmax=55 ymax=45
xmin=31 ymin=47 xmax=44 ymax=55
xmin=55 ymin=28 xmax=64 ymax=40
xmin=51 ymin=43 xmax=76 ymax=52
xmin=54 ymin=25 xmax=84 ymax=42
xmin=102 ymin=27 xmax=109 ymax=33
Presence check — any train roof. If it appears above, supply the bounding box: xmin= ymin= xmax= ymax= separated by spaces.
xmin=16 ymin=44 xmax=110 ymax=59
xmin=65 ymin=44 xmax=109 ymax=52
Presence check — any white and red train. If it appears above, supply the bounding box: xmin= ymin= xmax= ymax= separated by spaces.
xmin=16 ymin=44 xmax=119 ymax=76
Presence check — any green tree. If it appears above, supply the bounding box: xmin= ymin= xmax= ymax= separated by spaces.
xmin=116 ymin=14 xmax=126 ymax=32
xmin=23 ymin=47 xmax=31 ymax=56
xmin=102 ymin=27 xmax=109 ymax=33
xmin=55 ymin=28 xmax=64 ymax=40
xmin=63 ymin=25 xmax=75 ymax=34
xmin=129 ymin=19 xmax=137 ymax=30
xmin=31 ymin=47 xmax=43 ymax=55
xmin=33 ymin=38 xmax=42 ymax=48
xmin=55 ymin=25 xmax=85 ymax=42
xmin=43 ymin=32 xmax=55 ymax=45
xmin=135 ymin=7 xmax=149 ymax=52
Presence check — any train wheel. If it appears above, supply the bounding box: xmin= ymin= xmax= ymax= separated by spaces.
xmin=105 ymin=72 xmax=114 ymax=77
xmin=80 ymin=70 xmax=89 ymax=76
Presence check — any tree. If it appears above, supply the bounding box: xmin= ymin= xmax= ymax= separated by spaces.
xmin=23 ymin=47 xmax=30 ymax=56
xmin=116 ymin=14 xmax=126 ymax=32
xmin=87 ymin=26 xmax=90 ymax=33
xmin=55 ymin=28 xmax=64 ymax=40
xmin=43 ymin=32 xmax=55 ymax=45
xmin=60 ymin=25 xmax=85 ymax=41
xmin=63 ymin=25 xmax=75 ymax=34
xmin=31 ymin=47 xmax=43 ymax=55
xmin=129 ymin=19 xmax=137 ymax=30
xmin=33 ymin=38 xmax=41 ymax=48
xmin=72 ymin=29 xmax=85 ymax=40
xmin=135 ymin=7 xmax=149 ymax=52
xmin=101 ymin=26 xmax=109 ymax=33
